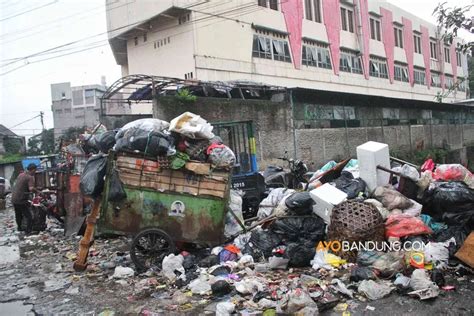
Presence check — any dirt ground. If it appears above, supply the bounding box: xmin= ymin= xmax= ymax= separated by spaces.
xmin=0 ymin=207 xmax=473 ymax=315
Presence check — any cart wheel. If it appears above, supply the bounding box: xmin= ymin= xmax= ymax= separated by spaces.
xmin=130 ymin=228 xmax=176 ymax=272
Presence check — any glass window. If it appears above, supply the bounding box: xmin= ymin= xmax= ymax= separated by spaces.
xmin=457 ymin=78 xmax=466 ymax=91
xmin=444 ymin=47 xmax=450 ymax=63
xmin=84 ymin=89 xmax=95 ymax=104
xmin=414 ymin=34 xmax=422 ymax=54
xmin=431 ymin=72 xmax=441 ymax=87
xmin=445 ymin=76 xmax=454 ymax=89
xmin=370 ymin=59 xmax=388 ymax=78
xmin=258 ymin=0 xmax=266 ymax=7
xmin=252 ymin=34 xmax=291 ymax=63
xmin=302 ymin=44 xmax=331 ymax=69
xmin=369 ymin=18 xmax=381 ymax=41
xmin=341 ymin=7 xmax=355 ymax=32
xmin=269 ymin=0 xmax=278 ymax=10
xmin=252 ymin=35 xmax=272 ymax=59
xmin=456 ymin=51 xmax=462 ymax=66
xmin=394 ymin=27 xmax=403 ymax=48
xmin=305 ymin=0 xmax=313 ymax=20
xmin=314 ymin=0 xmax=321 ymax=23
xmin=430 ymin=41 xmax=438 ymax=59
xmin=340 ymin=51 xmax=362 ymax=74
xmin=414 ymin=68 xmax=426 ymax=85
xmin=394 ymin=64 xmax=409 ymax=82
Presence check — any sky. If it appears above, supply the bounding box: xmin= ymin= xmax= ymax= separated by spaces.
xmin=0 ymin=0 xmax=473 ymax=139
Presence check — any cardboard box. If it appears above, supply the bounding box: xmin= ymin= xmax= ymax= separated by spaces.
xmin=455 ymin=232 xmax=474 ymax=268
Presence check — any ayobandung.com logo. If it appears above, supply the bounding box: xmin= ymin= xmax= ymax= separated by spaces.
xmin=316 ymin=240 xmax=427 ymax=252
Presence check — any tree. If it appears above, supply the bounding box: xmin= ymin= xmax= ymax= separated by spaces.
xmin=27 ymin=128 xmax=55 ymax=155
xmin=433 ymin=2 xmax=473 ymax=101
xmin=61 ymin=126 xmax=86 ymax=143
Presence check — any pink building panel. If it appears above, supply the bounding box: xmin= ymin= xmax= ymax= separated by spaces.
xmin=420 ymin=26 xmax=431 ymax=88
xmin=402 ymin=17 xmax=414 ymax=86
xmin=358 ymin=0 xmax=370 ymax=79
xmin=380 ymin=8 xmax=395 ymax=83
xmin=450 ymin=41 xmax=457 ymax=79
xmin=322 ymin=0 xmax=341 ymax=75
xmin=281 ymin=0 xmax=304 ymax=70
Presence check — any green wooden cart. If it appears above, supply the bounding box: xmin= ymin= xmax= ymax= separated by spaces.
xmin=97 ymin=151 xmax=237 ymax=271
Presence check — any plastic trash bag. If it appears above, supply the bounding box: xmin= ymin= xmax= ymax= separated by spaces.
xmin=95 ymin=130 xmax=117 ymax=153
xmin=129 ymin=131 xmax=174 ymax=156
xmin=216 ymin=302 xmax=235 ymax=316
xmin=311 ymin=250 xmax=346 ymax=270
xmin=334 ymin=171 xmax=367 ymax=199
xmin=189 ymin=277 xmax=211 ymax=295
xmin=433 ymin=164 xmax=474 ymax=189
xmin=410 ymin=269 xmax=438 ymax=291
xmin=285 ymin=191 xmax=314 ymax=215
xmin=286 ymin=288 xmax=318 ymax=313
xmin=224 ymin=190 xmax=244 ymax=238
xmin=420 ymin=214 xmax=447 ymax=234
xmin=248 ymin=229 xmax=282 ymax=258
xmin=400 ymin=164 xmax=420 ymax=182
xmin=235 ymin=277 xmax=265 ymax=294
xmin=268 ymin=256 xmax=289 ymax=269
xmin=373 ymin=186 xmax=413 ymax=210
xmin=107 ymin=168 xmax=127 ymax=202
xmin=364 ymin=198 xmax=389 ymax=219
xmin=169 ymin=112 xmax=214 ymax=139
xmin=287 ymin=241 xmax=315 ymax=267
xmin=385 ymin=214 xmax=432 ymax=238
xmin=80 ymin=154 xmax=107 ymax=197
xmin=270 ymin=216 xmax=325 ymax=242
xmin=257 ymin=188 xmax=295 ymax=219
xmin=116 ymin=118 xmax=169 ymax=139
xmin=207 ymin=144 xmax=236 ymax=169
xmin=403 ymin=199 xmax=422 ymax=217
xmin=350 ymin=266 xmax=377 ymax=282
xmin=358 ymin=280 xmax=392 ymax=300
xmin=424 ymin=238 xmax=454 ymax=265
xmin=357 ymin=251 xmax=404 ymax=277
xmin=162 ymin=254 xmax=185 ymax=282
xmin=422 ymin=182 xmax=474 ymax=229
xmin=421 ymin=159 xmax=435 ymax=172
xmin=394 ymin=273 xmax=411 ymax=288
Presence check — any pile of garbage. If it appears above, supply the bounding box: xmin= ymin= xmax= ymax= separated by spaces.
xmin=148 ymin=141 xmax=473 ymax=314
xmin=79 ymin=112 xmax=236 ymax=200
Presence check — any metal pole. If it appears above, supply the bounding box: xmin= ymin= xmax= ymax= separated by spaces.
xmin=289 ymin=89 xmax=297 ymax=159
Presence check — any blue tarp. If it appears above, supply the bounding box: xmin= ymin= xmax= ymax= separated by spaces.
xmin=22 ymin=158 xmax=41 ymax=170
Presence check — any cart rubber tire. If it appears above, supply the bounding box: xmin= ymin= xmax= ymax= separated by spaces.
xmin=130 ymin=228 xmax=176 ymax=272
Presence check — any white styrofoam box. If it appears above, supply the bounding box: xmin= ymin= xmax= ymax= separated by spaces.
xmin=357 ymin=141 xmax=390 ymax=193
xmin=310 ymin=184 xmax=348 ymax=224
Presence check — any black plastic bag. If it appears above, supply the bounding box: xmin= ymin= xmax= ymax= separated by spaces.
xmin=96 ymin=130 xmax=117 ymax=153
xmin=350 ymin=266 xmax=376 ymax=282
xmin=249 ymin=229 xmax=282 ymax=258
xmin=285 ymin=192 xmax=314 ymax=215
xmin=433 ymin=225 xmax=470 ymax=254
xmin=270 ymin=216 xmax=325 ymax=242
xmin=286 ymin=240 xmax=315 ymax=267
xmin=422 ymin=182 xmax=474 ymax=229
xmin=334 ymin=171 xmax=366 ymax=199
xmin=108 ymin=168 xmax=127 ymax=202
xmin=212 ymin=280 xmax=232 ymax=296
xmin=80 ymin=154 xmax=107 ymax=197
xmin=130 ymin=131 xmax=173 ymax=156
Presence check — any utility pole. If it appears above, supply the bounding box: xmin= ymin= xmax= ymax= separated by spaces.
xmin=40 ymin=111 xmax=45 ymax=155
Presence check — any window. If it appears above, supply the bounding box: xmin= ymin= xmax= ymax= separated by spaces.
xmin=370 ymin=18 xmax=381 ymax=41
xmin=72 ymin=90 xmax=84 ymax=105
xmin=258 ymin=0 xmax=278 ymax=10
xmin=369 ymin=58 xmax=388 ymax=78
xmin=394 ymin=63 xmax=409 ymax=82
xmin=178 ymin=14 xmax=190 ymax=24
xmin=305 ymin=0 xmax=321 ymax=23
xmin=84 ymin=89 xmax=95 ymax=104
xmin=184 ymin=72 xmax=194 ymax=80
xmin=341 ymin=7 xmax=354 ymax=33
xmin=456 ymin=51 xmax=462 ymax=66
xmin=414 ymin=34 xmax=422 ymax=54
xmin=414 ymin=68 xmax=426 ymax=85
xmin=431 ymin=72 xmax=441 ymax=87
xmin=134 ymin=37 xmax=138 ymax=46
xmin=430 ymin=41 xmax=437 ymax=59
xmin=302 ymin=42 xmax=332 ymax=69
xmin=340 ymin=50 xmax=363 ymax=74
xmin=394 ymin=27 xmax=403 ymax=48
xmin=252 ymin=32 xmax=291 ymax=62
xmin=445 ymin=75 xmax=454 ymax=89
xmin=444 ymin=47 xmax=450 ymax=63
xmin=61 ymin=92 xmax=66 ymax=98
xmin=143 ymin=33 xmax=147 ymax=42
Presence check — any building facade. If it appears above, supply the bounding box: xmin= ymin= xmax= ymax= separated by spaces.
xmin=106 ymin=0 xmax=469 ymax=108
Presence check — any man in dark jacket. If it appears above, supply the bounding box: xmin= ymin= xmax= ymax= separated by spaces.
xmin=11 ymin=163 xmax=37 ymax=233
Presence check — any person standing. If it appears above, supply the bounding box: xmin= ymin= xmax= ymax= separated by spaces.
xmin=11 ymin=163 xmax=37 ymax=234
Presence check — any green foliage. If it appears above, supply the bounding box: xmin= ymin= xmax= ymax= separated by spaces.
xmin=0 ymin=153 xmax=23 ymax=164
xmin=175 ymin=88 xmax=197 ymax=104
xmin=3 ymin=136 xmax=23 ymax=154
xmin=392 ymin=148 xmax=449 ymax=166
xmin=433 ymin=3 xmax=473 ymax=53
xmin=61 ymin=126 xmax=86 ymax=143
xmin=27 ymin=128 xmax=55 ymax=155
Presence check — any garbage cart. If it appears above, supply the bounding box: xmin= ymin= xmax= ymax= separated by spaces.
xmin=96 ymin=151 xmax=235 ymax=271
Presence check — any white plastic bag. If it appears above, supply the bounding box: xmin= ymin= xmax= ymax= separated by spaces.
xmin=216 ymin=302 xmax=235 ymax=316
xmin=358 ymin=280 xmax=392 ymax=300
xmin=403 ymin=199 xmax=423 ymax=217
xmin=112 ymin=266 xmax=134 ymax=279
xmin=235 ymin=277 xmax=265 ymax=294
xmin=424 ymin=238 xmax=454 ymax=265
xmin=162 ymin=254 xmax=185 ymax=282
xmin=257 ymin=188 xmax=295 ymax=219
xmin=410 ymin=269 xmax=438 ymax=291
xmin=401 ymin=164 xmax=420 ymax=182
xmin=224 ymin=190 xmax=244 ymax=238
xmin=169 ymin=112 xmax=215 ymax=139
xmin=189 ymin=277 xmax=211 ymax=295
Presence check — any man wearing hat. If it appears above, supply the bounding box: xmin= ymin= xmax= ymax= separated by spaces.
xmin=11 ymin=163 xmax=37 ymax=234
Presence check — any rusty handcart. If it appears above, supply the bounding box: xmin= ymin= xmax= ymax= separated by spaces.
xmin=75 ymin=151 xmax=242 ymax=271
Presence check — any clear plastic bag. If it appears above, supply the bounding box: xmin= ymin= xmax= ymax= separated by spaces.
xmin=169 ymin=112 xmax=214 ymax=139
xmin=207 ymin=144 xmax=236 ymax=169
xmin=115 ymin=118 xmax=169 ymax=139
